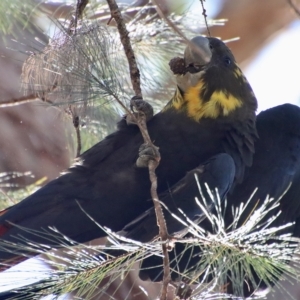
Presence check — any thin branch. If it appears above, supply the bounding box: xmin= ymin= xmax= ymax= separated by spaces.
xmin=65 ymin=1 xmax=90 ymax=154
xmin=199 ymin=0 xmax=211 ymax=36
xmin=148 ymin=161 xmax=171 ymax=300
xmin=106 ymin=1 xmax=170 ymax=299
xmin=106 ymin=0 xmax=142 ymax=97
xmin=0 ymin=94 xmax=39 ymax=107
xmin=0 ymin=94 xmax=55 ymax=107
xmin=76 ymin=0 xmax=89 ymax=20
xmin=0 ymin=94 xmax=83 ymax=165
xmin=71 ymin=111 xmax=81 ymax=157
xmin=151 ymin=0 xmax=210 ymax=62
xmin=74 ymin=0 xmax=89 ymax=32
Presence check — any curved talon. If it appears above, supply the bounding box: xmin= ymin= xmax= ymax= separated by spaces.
xmin=136 ymin=143 xmax=159 ymax=168
xmin=126 ymin=96 xmax=154 ymax=126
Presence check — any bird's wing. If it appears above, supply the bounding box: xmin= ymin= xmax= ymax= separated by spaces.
xmin=0 ymin=121 xmax=145 ymax=257
xmin=123 ymin=153 xmax=235 ymax=243
xmin=139 ymin=104 xmax=300 ymax=296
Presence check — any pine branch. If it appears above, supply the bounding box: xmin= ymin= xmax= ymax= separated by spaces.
xmin=1 ymin=184 xmax=299 ymax=299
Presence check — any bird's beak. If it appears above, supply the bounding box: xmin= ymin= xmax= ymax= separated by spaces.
xmin=184 ymin=36 xmax=212 ymax=71
xmin=176 ymin=36 xmax=212 ymax=92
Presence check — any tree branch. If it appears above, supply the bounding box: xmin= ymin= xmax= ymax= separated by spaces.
xmin=106 ymin=0 xmax=142 ymax=97
xmin=199 ymin=0 xmax=211 ymax=36
xmin=0 ymin=94 xmax=39 ymax=107
xmin=66 ymin=0 xmax=89 ymax=155
xmin=0 ymin=94 xmax=55 ymax=107
xmin=106 ymin=1 xmax=170 ymax=299
xmin=151 ymin=0 xmax=209 ymax=63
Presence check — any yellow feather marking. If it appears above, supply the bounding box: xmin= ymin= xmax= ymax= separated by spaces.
xmin=162 ymin=89 xmax=182 ymax=112
xmin=172 ymin=91 xmax=182 ymax=110
xmin=164 ymin=79 xmax=243 ymax=121
xmin=184 ymin=81 xmax=242 ymax=120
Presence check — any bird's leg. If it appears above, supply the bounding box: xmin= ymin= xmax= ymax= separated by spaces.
xmin=126 ymin=96 xmax=154 ymax=125
xmin=136 ymin=142 xmax=160 ymax=168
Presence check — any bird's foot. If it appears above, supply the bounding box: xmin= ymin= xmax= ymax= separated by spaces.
xmin=136 ymin=143 xmax=160 ymax=168
xmin=126 ymin=96 xmax=154 ymax=125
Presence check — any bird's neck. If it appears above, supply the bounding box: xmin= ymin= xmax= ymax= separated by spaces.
xmin=163 ymin=83 xmax=243 ymax=121
xmin=161 ymin=85 xmax=258 ymax=182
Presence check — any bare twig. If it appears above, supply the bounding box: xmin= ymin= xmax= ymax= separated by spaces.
xmin=71 ymin=111 xmax=81 ymax=157
xmin=106 ymin=0 xmax=170 ymax=299
xmin=65 ymin=0 xmax=89 ymax=154
xmin=106 ymin=0 xmax=142 ymax=97
xmin=287 ymin=0 xmax=300 ymax=16
xmin=74 ymin=0 xmax=89 ymax=32
xmin=199 ymin=0 xmax=211 ymax=36
xmin=0 ymin=93 xmax=82 ymax=158
xmin=148 ymin=163 xmax=171 ymax=300
xmin=0 ymin=94 xmax=39 ymax=107
xmin=0 ymin=94 xmax=55 ymax=107
xmin=151 ymin=0 xmax=210 ymax=64
xmin=67 ymin=0 xmax=89 ymax=34
xmin=76 ymin=0 xmax=89 ymax=20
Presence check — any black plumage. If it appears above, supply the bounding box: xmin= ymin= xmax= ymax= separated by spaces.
xmin=137 ymin=103 xmax=300 ymax=298
xmin=0 ymin=153 xmax=236 ymax=300
xmin=0 ymin=36 xmax=299 ymax=299
xmin=0 ymin=36 xmax=257 ymax=269
xmin=122 ymin=153 xmax=235 ymax=243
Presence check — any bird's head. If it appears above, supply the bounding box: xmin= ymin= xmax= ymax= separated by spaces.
xmin=164 ymin=36 xmax=258 ymax=122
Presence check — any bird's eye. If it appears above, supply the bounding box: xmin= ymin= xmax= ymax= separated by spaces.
xmin=209 ymin=43 xmax=213 ymax=50
xmin=223 ymin=56 xmax=231 ymax=66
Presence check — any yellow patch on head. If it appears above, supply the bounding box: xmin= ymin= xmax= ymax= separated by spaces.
xmin=184 ymin=81 xmax=242 ymax=121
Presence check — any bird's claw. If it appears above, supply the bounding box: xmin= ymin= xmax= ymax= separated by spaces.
xmin=136 ymin=143 xmax=159 ymax=168
xmin=126 ymin=96 xmax=154 ymax=126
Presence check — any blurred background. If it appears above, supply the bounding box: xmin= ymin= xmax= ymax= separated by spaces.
xmin=0 ymin=0 xmax=299 ymax=299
